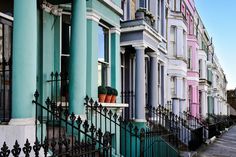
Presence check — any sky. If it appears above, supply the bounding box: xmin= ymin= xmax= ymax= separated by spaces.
xmin=196 ymin=0 xmax=236 ymax=90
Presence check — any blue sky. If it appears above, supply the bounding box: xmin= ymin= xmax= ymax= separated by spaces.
xmin=196 ymin=0 xmax=236 ymax=90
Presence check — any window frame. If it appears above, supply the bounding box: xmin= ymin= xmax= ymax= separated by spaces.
xmin=169 ymin=25 xmax=177 ymax=57
xmin=97 ymin=23 xmax=111 ymax=86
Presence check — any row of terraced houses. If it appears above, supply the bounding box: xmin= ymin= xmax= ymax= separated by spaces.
xmin=0 ymin=0 xmax=231 ymax=156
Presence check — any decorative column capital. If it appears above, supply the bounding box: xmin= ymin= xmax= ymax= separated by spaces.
xmin=86 ymin=11 xmax=101 ymax=23
xmin=133 ymin=44 xmax=147 ymax=51
xmin=120 ymin=47 xmax=125 ymax=54
xmin=148 ymin=52 xmax=159 ymax=58
xmin=111 ymin=27 xmax=121 ymax=35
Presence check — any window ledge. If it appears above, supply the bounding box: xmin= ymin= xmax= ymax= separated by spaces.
xmin=99 ymin=103 xmax=129 ymax=108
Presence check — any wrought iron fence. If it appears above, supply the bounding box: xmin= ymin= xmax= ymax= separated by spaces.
xmin=121 ymin=91 xmax=135 ymax=120
xmin=84 ymin=96 xmax=179 ymax=157
xmin=146 ymin=105 xmax=204 ymax=151
xmin=205 ymin=114 xmax=232 ymax=139
xmin=32 ymin=91 xmax=112 ymax=157
xmin=46 ymin=72 xmax=69 ymax=110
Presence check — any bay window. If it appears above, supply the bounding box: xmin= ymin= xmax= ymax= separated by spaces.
xmin=98 ymin=25 xmax=109 ymax=86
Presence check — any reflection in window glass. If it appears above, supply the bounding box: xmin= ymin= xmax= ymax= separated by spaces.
xmin=98 ymin=26 xmax=109 ymax=63
xmin=98 ymin=25 xmax=109 ymax=86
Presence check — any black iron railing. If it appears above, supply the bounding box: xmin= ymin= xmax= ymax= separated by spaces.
xmin=205 ymin=114 xmax=231 ymax=139
xmin=146 ymin=105 xmax=204 ymax=151
xmin=32 ymin=91 xmax=112 ymax=157
xmin=121 ymin=91 xmax=135 ymax=120
xmin=84 ymin=96 xmax=179 ymax=157
xmin=0 ymin=58 xmax=12 ymax=123
xmin=46 ymin=72 xmax=69 ymax=109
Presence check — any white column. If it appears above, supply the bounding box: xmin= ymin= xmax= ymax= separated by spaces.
xmin=134 ymin=45 xmax=146 ymax=121
xmin=214 ymin=97 xmax=218 ymax=115
xmin=172 ymin=98 xmax=179 ymax=116
xmin=201 ymin=90 xmax=208 ymax=118
xmin=149 ymin=55 xmax=159 ymax=108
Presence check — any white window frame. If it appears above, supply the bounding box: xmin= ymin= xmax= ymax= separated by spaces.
xmin=98 ymin=22 xmax=111 ymax=86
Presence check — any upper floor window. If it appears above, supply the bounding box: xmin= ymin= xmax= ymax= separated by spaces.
xmin=169 ymin=26 xmax=176 ymax=56
xmin=189 ymin=16 xmax=194 ymax=35
xmin=131 ymin=0 xmax=136 ymax=20
xmin=98 ymin=25 xmax=110 ymax=86
xmin=139 ymin=0 xmax=150 ymax=10
xmin=170 ymin=0 xmax=181 ymax=12
xmin=188 ymin=85 xmax=192 ymax=112
xmin=187 ymin=46 xmax=192 ymax=69
xmin=199 ymin=59 xmax=202 ymax=77
xmin=183 ymin=30 xmax=187 ymax=58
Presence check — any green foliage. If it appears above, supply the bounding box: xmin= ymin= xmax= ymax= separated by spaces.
xmin=98 ymin=86 xmax=107 ymax=94
xmin=106 ymin=86 xmax=113 ymax=95
xmin=112 ymin=88 xmax=118 ymax=96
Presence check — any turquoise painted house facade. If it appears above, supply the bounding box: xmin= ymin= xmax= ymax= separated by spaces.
xmin=0 ymin=0 xmax=124 ymax=149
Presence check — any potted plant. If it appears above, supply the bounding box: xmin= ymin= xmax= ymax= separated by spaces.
xmin=111 ymin=88 xmax=118 ymax=103
xmin=105 ymin=86 xmax=113 ymax=103
xmin=98 ymin=86 xmax=107 ymax=102
xmin=135 ymin=7 xmax=146 ymax=19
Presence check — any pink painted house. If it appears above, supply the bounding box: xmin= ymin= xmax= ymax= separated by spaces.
xmin=184 ymin=0 xmax=200 ymax=117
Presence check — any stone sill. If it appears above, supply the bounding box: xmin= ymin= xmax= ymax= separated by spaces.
xmin=99 ymin=103 xmax=129 ymax=108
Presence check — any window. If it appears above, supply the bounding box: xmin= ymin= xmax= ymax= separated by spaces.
xmin=131 ymin=0 xmax=136 ymax=20
xmin=139 ymin=0 xmax=150 ymax=10
xmin=0 ymin=16 xmax=13 ymax=122
xmin=170 ymin=0 xmax=181 ymax=12
xmin=139 ymin=0 xmax=146 ymax=8
xmin=199 ymin=91 xmax=202 ymax=116
xmin=199 ymin=59 xmax=202 ymax=77
xmin=169 ymin=26 xmax=176 ymax=56
xmin=188 ymin=86 xmax=192 ymax=112
xmin=171 ymin=77 xmax=176 ymax=97
xmin=181 ymin=3 xmax=186 ymax=16
xmin=61 ymin=14 xmax=71 ymax=75
xmin=0 ymin=24 xmax=2 ymax=64
xmin=182 ymin=78 xmax=185 ymax=98
xmin=190 ymin=17 xmax=194 ymax=35
xmin=175 ymin=0 xmax=181 ymax=12
xmin=187 ymin=46 xmax=192 ymax=69
xmin=183 ymin=31 xmax=187 ymax=58
xmin=61 ymin=14 xmax=71 ymax=97
xmin=98 ymin=25 xmax=109 ymax=86
xmin=121 ymin=0 xmax=126 ymax=20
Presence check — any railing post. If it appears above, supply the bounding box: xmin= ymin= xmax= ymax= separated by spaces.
xmin=140 ymin=128 xmax=145 ymax=157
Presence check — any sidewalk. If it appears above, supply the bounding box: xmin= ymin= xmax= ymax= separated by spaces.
xmin=197 ymin=125 xmax=236 ymax=157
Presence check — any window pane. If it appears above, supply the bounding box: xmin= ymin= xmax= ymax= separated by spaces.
xmin=98 ymin=62 xmax=108 ymax=86
xmin=62 ymin=14 xmax=71 ymax=55
xmin=98 ymin=26 xmax=109 ymax=63
xmin=62 ymin=22 xmax=71 ymax=55
xmin=139 ymin=0 xmax=146 ymax=8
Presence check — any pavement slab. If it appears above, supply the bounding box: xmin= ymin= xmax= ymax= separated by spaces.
xmin=197 ymin=125 xmax=236 ymax=157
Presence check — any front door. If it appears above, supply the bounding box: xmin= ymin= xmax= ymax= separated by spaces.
xmin=0 ymin=14 xmax=13 ymax=122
